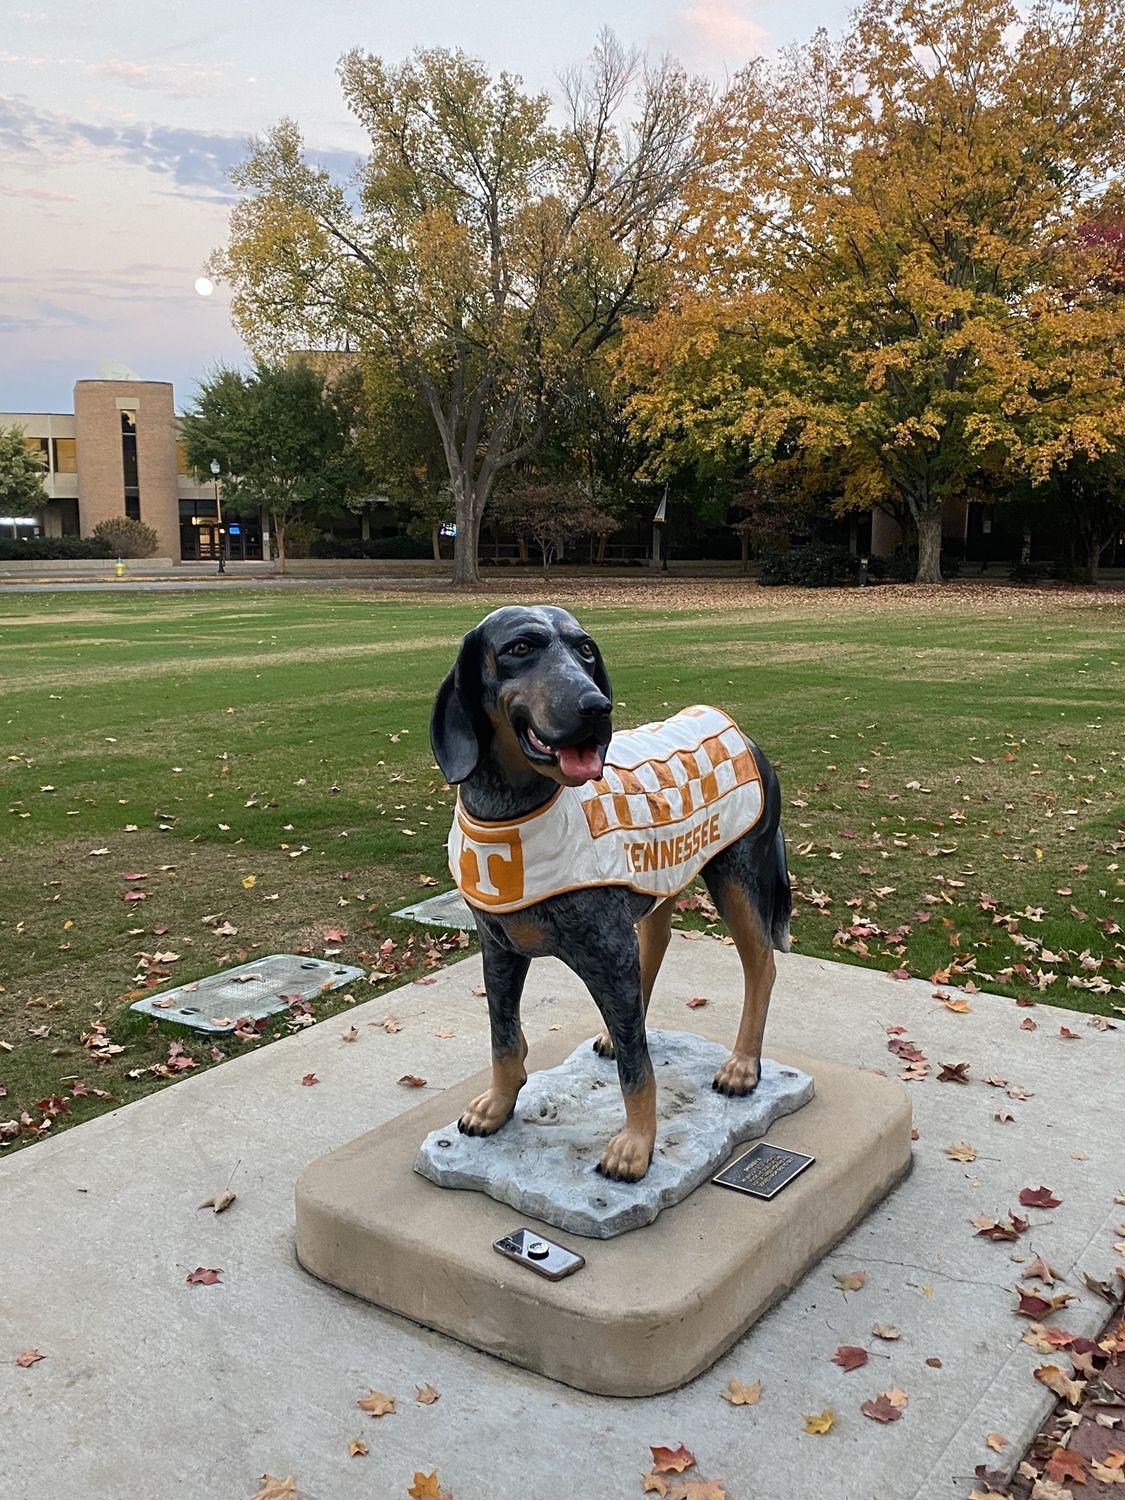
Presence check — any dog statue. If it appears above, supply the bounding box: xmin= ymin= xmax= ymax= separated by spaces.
xmin=430 ymin=605 xmax=791 ymax=1183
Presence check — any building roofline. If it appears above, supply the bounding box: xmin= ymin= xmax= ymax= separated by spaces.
xmin=73 ymin=379 xmax=174 ymax=390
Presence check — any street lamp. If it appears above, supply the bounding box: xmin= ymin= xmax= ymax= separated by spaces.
xmin=209 ymin=459 xmax=225 ymax=574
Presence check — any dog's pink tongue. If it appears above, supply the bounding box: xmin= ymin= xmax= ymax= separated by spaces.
xmin=557 ymin=743 xmax=603 ymax=782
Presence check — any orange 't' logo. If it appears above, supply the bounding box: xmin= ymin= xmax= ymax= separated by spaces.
xmin=457 ymin=823 xmax=525 ymax=907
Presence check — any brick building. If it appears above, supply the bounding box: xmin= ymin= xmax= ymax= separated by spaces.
xmin=0 ymin=380 xmax=264 ymax=561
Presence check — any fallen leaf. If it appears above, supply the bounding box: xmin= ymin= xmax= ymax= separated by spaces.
xmin=1019 ymin=1186 xmax=1062 ymax=1209
xmin=1085 ymin=1271 xmax=1122 ymax=1302
xmin=721 ymin=1378 xmax=762 ymax=1405
xmin=686 ymin=997 xmax=709 ymax=1009
xmin=1022 ymin=1256 xmax=1060 ymax=1286
xmin=1016 ymin=1290 xmax=1075 ymax=1319
xmin=650 ymin=1444 xmax=696 ymax=1474
xmin=642 ymin=1474 xmax=670 ymax=1496
xmin=248 ymin=1477 xmax=298 ymax=1500
xmin=985 ymin=1433 xmax=1008 ymax=1452
xmin=300 ymin=1073 xmax=318 ymax=1087
xmin=406 ymin=1474 xmax=451 ymax=1499
xmin=198 ymin=1190 xmax=236 ymax=1214
xmin=1034 ymin=1364 xmax=1086 ymax=1405
xmin=434 ymin=1028 xmax=456 ymax=1039
xmin=398 ymin=1075 xmax=427 ymax=1088
xmin=925 ymin=1357 xmax=943 ymax=1368
xmin=16 ymin=1348 xmax=45 ymax=1367
xmin=241 ymin=875 xmax=257 ymax=889
xmin=185 ymin=1266 xmax=221 ymax=1285
xmin=832 ymin=1345 xmax=869 ymax=1372
xmin=667 ymin=1483 xmax=726 ymax=1500
xmin=872 ymin=1324 xmax=901 ymax=1340
xmin=942 ymin=997 xmax=973 ymax=1014
xmin=803 ymin=1409 xmax=836 ymax=1434
xmin=945 ymin=1142 xmax=977 ymax=1162
xmin=861 ymin=1394 xmax=903 ymax=1422
xmin=347 ymin=1439 xmax=368 ymax=1457
xmin=1044 ymin=1449 xmax=1087 ymax=1486
xmin=937 ymin=1061 xmax=970 ymax=1083
xmin=884 ymin=1386 xmax=910 ymax=1408
xmin=415 ymin=1383 xmax=440 ymax=1405
xmin=833 ymin=1270 xmax=867 ymax=1292
xmin=341 ymin=1025 xmax=359 ymax=1043
xmin=357 ymin=1390 xmax=395 ymax=1417
xmin=1090 ymin=1456 xmax=1125 ymax=1484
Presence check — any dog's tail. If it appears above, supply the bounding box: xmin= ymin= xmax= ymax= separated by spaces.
xmin=772 ymin=826 xmax=792 ymax=953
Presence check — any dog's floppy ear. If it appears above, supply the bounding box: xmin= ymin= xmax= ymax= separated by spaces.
xmin=430 ymin=626 xmax=485 ymax=784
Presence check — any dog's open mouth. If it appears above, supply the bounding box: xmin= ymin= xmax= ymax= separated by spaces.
xmin=520 ymin=722 xmax=605 ymax=782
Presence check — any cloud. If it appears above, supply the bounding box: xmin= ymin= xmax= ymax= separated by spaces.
xmin=0 ymin=182 xmax=77 ymax=203
xmin=0 ymin=95 xmax=359 ymax=203
xmin=0 ymin=51 xmax=226 ymax=100
xmin=679 ymin=0 xmax=768 ymax=57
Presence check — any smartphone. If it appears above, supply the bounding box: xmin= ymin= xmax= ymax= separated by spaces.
xmin=493 ymin=1228 xmax=585 ymax=1281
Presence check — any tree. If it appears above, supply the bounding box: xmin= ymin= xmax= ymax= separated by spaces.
xmin=621 ymin=0 xmax=1125 ymax=582
xmin=0 ymin=426 xmax=48 ymax=515
xmin=213 ymin=32 xmax=709 ymax=585
xmin=180 ymin=361 xmax=363 ymax=571
xmin=491 ymin=482 xmax=616 ymax=570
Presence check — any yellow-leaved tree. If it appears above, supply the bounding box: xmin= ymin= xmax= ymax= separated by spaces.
xmin=621 ymin=0 xmax=1125 ymax=582
xmin=212 ymin=33 xmax=709 ymax=585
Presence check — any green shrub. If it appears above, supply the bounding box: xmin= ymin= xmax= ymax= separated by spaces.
xmin=90 ymin=516 xmax=159 ymax=558
xmin=310 ymin=534 xmax=433 ymax=559
xmin=759 ymin=543 xmax=860 ymax=587
xmin=867 ymin=549 xmax=963 ymax=582
xmin=0 ymin=536 xmax=114 ymax=561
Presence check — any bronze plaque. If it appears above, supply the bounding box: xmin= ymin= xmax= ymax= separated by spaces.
xmin=712 ymin=1142 xmax=815 ymax=1200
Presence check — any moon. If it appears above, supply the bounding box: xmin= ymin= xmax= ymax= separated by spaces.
xmin=194 ymin=276 xmax=214 ymax=298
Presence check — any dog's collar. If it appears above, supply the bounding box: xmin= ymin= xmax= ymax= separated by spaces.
xmin=455 ymin=786 xmax=566 ymax=831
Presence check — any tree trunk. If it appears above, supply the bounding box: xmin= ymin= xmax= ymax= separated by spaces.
xmin=596 ymin=533 xmax=608 ymax=563
xmin=740 ymin=532 xmax=750 ymax=575
xmin=1084 ymin=535 xmax=1104 ymax=584
xmin=450 ymin=479 xmax=481 ymax=586
xmin=915 ymin=505 xmax=943 ymax=583
xmin=430 ymin=521 xmax=441 ymax=563
xmin=273 ymin=513 xmax=287 ymax=575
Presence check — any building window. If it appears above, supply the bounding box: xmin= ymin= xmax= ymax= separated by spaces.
xmin=53 ymin=438 xmax=77 ymax=474
xmin=175 ymin=440 xmax=193 ymax=476
xmin=23 ymin=437 xmax=49 ymax=470
xmin=121 ymin=410 xmax=140 ymax=519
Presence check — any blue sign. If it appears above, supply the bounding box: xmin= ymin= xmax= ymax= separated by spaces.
xmin=228 ymin=524 xmax=241 ymax=535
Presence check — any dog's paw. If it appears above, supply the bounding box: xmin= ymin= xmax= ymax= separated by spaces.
xmin=712 ymin=1053 xmax=761 ymax=1096
xmin=458 ymin=1088 xmax=518 ymax=1137
xmin=591 ymin=1032 xmax=616 ymax=1059
xmin=596 ymin=1129 xmax=654 ymax=1182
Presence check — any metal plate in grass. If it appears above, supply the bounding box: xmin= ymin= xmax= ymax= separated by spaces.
xmin=392 ymin=888 xmax=475 ymax=929
xmin=130 ymin=954 xmax=366 ymax=1033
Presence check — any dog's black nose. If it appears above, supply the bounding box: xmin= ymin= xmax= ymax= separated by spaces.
xmin=577 ymin=688 xmax=612 ymax=717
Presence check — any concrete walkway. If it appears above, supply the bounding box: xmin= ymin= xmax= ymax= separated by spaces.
xmin=1 ymin=940 xmax=1121 ymax=1500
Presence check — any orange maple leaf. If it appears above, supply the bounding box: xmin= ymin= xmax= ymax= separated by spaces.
xmin=650 ymin=1444 xmax=696 ymax=1474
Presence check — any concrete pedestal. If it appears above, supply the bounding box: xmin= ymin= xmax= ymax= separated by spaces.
xmin=294 ymin=1029 xmax=912 ymax=1397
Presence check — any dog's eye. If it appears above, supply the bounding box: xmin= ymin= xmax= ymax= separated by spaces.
xmin=577 ymin=640 xmax=595 ymax=660
xmin=507 ymin=641 xmax=532 ymax=658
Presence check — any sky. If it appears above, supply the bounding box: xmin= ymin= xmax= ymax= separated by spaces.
xmin=0 ymin=0 xmax=848 ymax=415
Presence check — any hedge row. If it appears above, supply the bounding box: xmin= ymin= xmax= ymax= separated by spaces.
xmin=0 ymin=537 xmax=115 ymax=561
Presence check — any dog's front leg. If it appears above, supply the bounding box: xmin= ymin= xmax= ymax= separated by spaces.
xmin=459 ymin=932 xmax=530 ymax=1138
xmin=566 ymin=929 xmax=656 ymax=1183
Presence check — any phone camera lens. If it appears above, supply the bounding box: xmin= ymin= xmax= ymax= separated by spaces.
xmin=527 ymin=1240 xmax=550 ymax=1259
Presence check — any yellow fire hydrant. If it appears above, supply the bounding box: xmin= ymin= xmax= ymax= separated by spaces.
xmin=114 ymin=557 xmax=125 ymax=579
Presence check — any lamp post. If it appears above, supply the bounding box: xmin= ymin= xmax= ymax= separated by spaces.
xmin=209 ymin=459 xmax=225 ymax=574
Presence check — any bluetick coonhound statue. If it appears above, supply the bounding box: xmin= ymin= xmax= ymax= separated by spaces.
xmin=431 ymin=605 xmax=791 ymax=1183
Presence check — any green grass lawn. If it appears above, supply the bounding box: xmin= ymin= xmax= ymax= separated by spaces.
xmin=1 ymin=581 xmax=1122 ymax=1149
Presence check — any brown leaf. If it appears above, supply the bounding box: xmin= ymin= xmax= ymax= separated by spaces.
xmin=872 ymin=1323 xmax=901 ymax=1340
xmin=945 ymin=1142 xmax=977 ymax=1162
xmin=721 ymin=1378 xmax=762 ymax=1405
xmin=1034 ymin=1364 xmax=1086 ymax=1405
xmin=985 ymin=1433 xmax=1008 ymax=1452
xmin=642 ymin=1473 xmax=670 ymax=1496
xmin=248 ymin=1477 xmax=298 ymax=1500
xmin=833 ymin=1269 xmax=867 ymax=1292
xmin=832 ymin=1345 xmax=869 ymax=1371
xmin=16 ymin=1348 xmax=45 ymax=1367
xmin=650 ymin=1444 xmax=696 ymax=1474
xmin=341 ymin=1025 xmax=359 ymax=1042
xmin=300 ymin=1073 xmax=318 ymax=1087
xmin=861 ymin=1394 xmax=903 ymax=1422
xmin=942 ymin=997 xmax=972 ymax=1013
xmin=185 ymin=1266 xmax=221 ymax=1285
xmin=937 ymin=1061 xmax=970 ymax=1083
xmin=406 ymin=1473 xmax=451 ymax=1499
xmin=1015 ymin=1289 xmax=1074 ymax=1318
xmin=415 ymin=1383 xmax=440 ymax=1405
xmin=1085 ymin=1271 xmax=1122 ymax=1302
xmin=1043 ymin=1449 xmax=1087 ymax=1486
xmin=198 ymin=1190 xmax=236 ymax=1214
xmin=347 ymin=1440 xmax=368 ymax=1457
xmin=357 ymin=1390 xmax=395 ymax=1417
xmin=397 ymin=1074 xmax=427 ymax=1088
xmin=1021 ymin=1256 xmax=1060 ymax=1286
xmin=686 ymin=996 xmax=709 ymax=1009
xmin=884 ymin=1386 xmax=910 ymax=1408
xmin=667 ymin=1483 xmax=727 ymax=1500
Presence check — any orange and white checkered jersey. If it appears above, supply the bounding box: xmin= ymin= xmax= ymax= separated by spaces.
xmin=449 ymin=706 xmax=764 ymax=913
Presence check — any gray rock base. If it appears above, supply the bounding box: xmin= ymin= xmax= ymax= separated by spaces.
xmin=413 ymin=1029 xmax=814 ymax=1238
